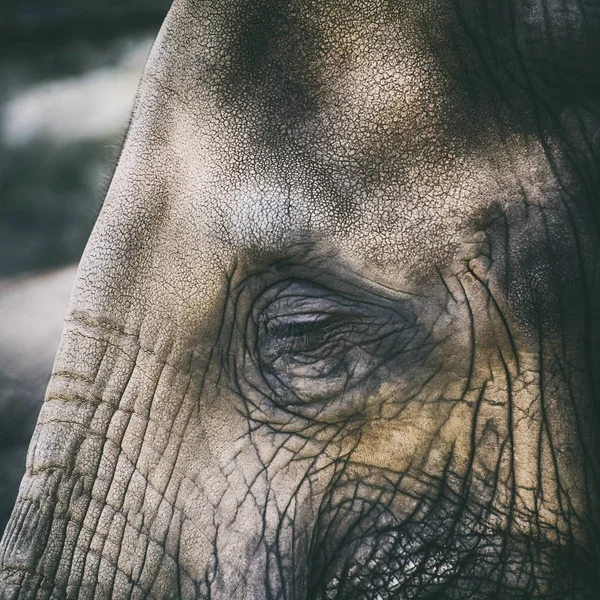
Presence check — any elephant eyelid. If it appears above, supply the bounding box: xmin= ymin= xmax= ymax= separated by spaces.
xmin=264 ymin=312 xmax=344 ymax=338
xmin=265 ymin=312 xmax=334 ymax=330
xmin=260 ymin=311 xmax=347 ymax=358
xmin=251 ymin=286 xmax=419 ymax=402
xmin=258 ymin=294 xmax=410 ymax=357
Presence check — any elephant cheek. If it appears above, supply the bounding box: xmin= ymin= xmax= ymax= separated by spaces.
xmin=176 ymin=413 xmax=336 ymax=598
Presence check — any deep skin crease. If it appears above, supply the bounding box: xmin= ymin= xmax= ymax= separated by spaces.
xmin=2 ymin=0 xmax=600 ymax=598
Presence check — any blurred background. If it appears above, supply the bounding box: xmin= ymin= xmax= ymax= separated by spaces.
xmin=0 ymin=0 xmax=173 ymax=533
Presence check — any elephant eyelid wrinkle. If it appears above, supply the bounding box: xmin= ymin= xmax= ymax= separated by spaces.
xmin=251 ymin=283 xmax=416 ymax=405
xmin=265 ymin=312 xmax=336 ymax=333
xmin=261 ymin=313 xmax=345 ymax=358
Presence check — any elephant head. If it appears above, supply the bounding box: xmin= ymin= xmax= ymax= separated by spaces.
xmin=1 ymin=0 xmax=599 ymax=598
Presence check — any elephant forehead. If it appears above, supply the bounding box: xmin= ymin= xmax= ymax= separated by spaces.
xmin=99 ymin=93 xmax=562 ymax=326
xmin=79 ymin=0 xmax=581 ymax=330
xmin=140 ymin=0 xmax=567 ymax=274
xmin=171 ymin=122 xmax=558 ymax=281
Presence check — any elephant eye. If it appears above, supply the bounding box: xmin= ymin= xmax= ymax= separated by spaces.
xmin=262 ymin=313 xmax=343 ymax=358
xmin=255 ymin=284 xmax=412 ymax=403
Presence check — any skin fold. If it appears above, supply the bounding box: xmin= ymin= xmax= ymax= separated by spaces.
xmin=1 ymin=0 xmax=600 ymax=598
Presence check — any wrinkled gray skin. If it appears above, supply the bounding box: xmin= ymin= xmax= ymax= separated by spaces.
xmin=2 ymin=0 xmax=600 ymax=598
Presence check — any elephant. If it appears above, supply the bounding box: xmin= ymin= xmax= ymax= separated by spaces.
xmin=1 ymin=0 xmax=599 ymax=597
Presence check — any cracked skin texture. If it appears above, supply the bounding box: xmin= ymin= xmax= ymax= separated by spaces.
xmin=1 ymin=0 xmax=600 ymax=598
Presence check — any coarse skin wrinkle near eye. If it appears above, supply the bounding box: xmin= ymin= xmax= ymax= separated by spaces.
xmin=227 ymin=275 xmax=430 ymax=418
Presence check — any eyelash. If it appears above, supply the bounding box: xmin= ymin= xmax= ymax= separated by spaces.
xmin=264 ymin=315 xmax=341 ymax=355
